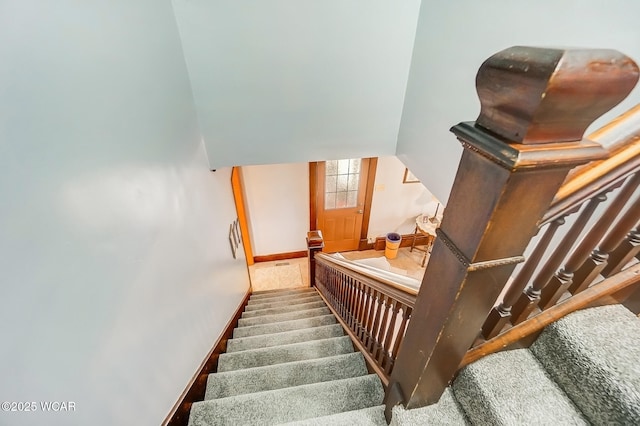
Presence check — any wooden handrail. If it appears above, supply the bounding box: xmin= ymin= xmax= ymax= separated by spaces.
xmin=315 ymin=253 xmax=419 ymax=299
xmin=462 ymin=261 xmax=640 ymax=368
xmin=543 ymin=104 xmax=640 ymax=225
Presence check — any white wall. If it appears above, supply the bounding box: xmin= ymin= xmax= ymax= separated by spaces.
xmin=242 ymin=163 xmax=310 ymax=256
xmin=397 ymin=0 xmax=640 ymax=204
xmin=0 ymin=2 xmax=249 ymax=425
xmin=240 ymin=157 xmax=441 ymax=252
xmin=368 ymin=157 xmax=441 ymax=239
xmin=171 ymin=0 xmax=421 ymax=168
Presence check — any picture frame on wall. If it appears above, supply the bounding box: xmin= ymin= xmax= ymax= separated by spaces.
xmin=403 ymin=168 xmax=420 ymax=184
xmin=234 ymin=219 xmax=241 ymax=248
xmin=231 ymin=223 xmax=239 ymax=248
xmin=229 ymin=224 xmax=237 ymax=259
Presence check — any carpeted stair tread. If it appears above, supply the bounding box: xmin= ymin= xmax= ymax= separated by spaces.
xmin=188 ymin=374 xmax=384 ymax=426
xmin=281 ymin=405 xmax=387 ymax=426
xmin=238 ymin=307 xmax=331 ymax=327
xmin=530 ymin=304 xmax=640 ymax=425
xmin=452 ymin=348 xmax=587 ymax=425
xmin=227 ymin=324 xmax=345 ymax=352
xmin=217 ymin=336 xmax=354 ymax=372
xmin=245 ymin=295 xmax=323 ymax=311
xmin=241 ymin=300 xmax=328 ymax=319
xmin=250 ymin=287 xmax=316 ymax=299
xmin=248 ymin=291 xmax=320 ymax=305
xmin=233 ymin=314 xmax=337 ymax=338
xmin=205 ymin=352 xmax=368 ymax=399
xmin=391 ymin=388 xmax=469 ymax=425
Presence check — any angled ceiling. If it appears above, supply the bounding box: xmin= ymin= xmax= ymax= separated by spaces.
xmin=172 ymin=0 xmax=421 ymax=168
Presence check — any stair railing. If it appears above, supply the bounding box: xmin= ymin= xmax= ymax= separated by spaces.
xmin=384 ymin=46 xmax=640 ymax=417
xmin=306 ymin=235 xmax=417 ymax=387
xmin=482 ymin=107 xmax=640 ymax=339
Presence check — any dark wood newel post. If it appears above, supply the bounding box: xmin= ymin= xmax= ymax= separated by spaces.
xmin=307 ymin=230 xmax=324 ymax=287
xmin=385 ymin=46 xmax=639 ymax=417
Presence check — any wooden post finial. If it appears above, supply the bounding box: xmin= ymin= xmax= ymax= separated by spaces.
xmin=307 ymin=230 xmax=324 ymax=287
xmin=476 ymin=46 xmax=639 ymax=144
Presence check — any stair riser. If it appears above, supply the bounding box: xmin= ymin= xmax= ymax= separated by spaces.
xmin=248 ymin=292 xmax=318 ymax=305
xmin=282 ymin=405 xmax=387 ymax=426
xmin=245 ymin=295 xmax=322 ymax=311
xmin=250 ymin=288 xmax=316 ymax=300
xmin=247 ymin=288 xmax=318 ymax=305
xmin=217 ymin=336 xmax=354 ymax=372
xmin=233 ymin=314 xmax=337 ymax=338
xmin=242 ymin=300 xmax=327 ymax=319
xmin=227 ymin=324 xmax=344 ymax=353
xmin=205 ymin=352 xmax=368 ymax=399
xmin=238 ymin=307 xmax=331 ymax=327
xmin=189 ymin=374 xmax=384 ymax=426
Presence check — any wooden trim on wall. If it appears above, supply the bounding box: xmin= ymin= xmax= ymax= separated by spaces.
xmin=254 ymin=250 xmax=308 ymax=263
xmin=360 ymin=157 xmax=378 ymax=244
xmin=231 ymin=167 xmax=254 ymax=266
xmin=373 ymin=233 xmax=431 ymax=251
xmin=359 ymin=238 xmax=375 ymax=251
xmin=164 ymin=290 xmax=251 ymax=426
xmin=309 ymin=162 xmax=318 ymax=231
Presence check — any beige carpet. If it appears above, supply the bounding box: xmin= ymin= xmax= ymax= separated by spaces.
xmin=251 ymin=263 xmax=305 ymax=291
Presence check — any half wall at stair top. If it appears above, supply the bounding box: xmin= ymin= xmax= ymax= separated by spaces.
xmin=171 ymin=0 xmax=421 ymax=168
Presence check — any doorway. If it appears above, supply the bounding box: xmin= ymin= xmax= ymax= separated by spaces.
xmin=310 ymin=158 xmax=377 ymax=252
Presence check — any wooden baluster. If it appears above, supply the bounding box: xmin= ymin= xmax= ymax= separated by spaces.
xmin=317 ymin=263 xmax=325 ymax=294
xmin=317 ymin=262 xmax=324 ymax=291
xmin=364 ymin=288 xmax=378 ymax=349
xmin=328 ymin=267 xmax=335 ymax=304
xmin=329 ymin=268 xmax=337 ymax=306
xmin=349 ymin=278 xmax=357 ymax=330
xmin=482 ymin=217 xmax=565 ymax=339
xmin=321 ymin=266 xmax=328 ymax=305
xmin=381 ymin=300 xmax=400 ymax=371
xmin=334 ymin=271 xmax=342 ymax=316
xmin=354 ymin=281 xmax=367 ymax=338
xmin=374 ymin=295 xmax=392 ymax=364
xmin=344 ymin=276 xmax=352 ymax=326
xmin=567 ymin=185 xmax=640 ymax=295
xmin=350 ymin=280 xmax=359 ymax=333
xmin=388 ymin=305 xmax=412 ymax=375
xmin=347 ymin=277 xmax=355 ymax=331
xmin=340 ymin=273 xmax=349 ymax=318
xmin=369 ymin=291 xmax=384 ymax=353
xmin=358 ymin=285 xmax=371 ymax=341
xmin=349 ymin=278 xmax=357 ymax=329
xmin=358 ymin=283 xmax=369 ymax=342
xmin=510 ymin=194 xmax=606 ymax=323
xmin=386 ymin=46 xmax=637 ymax=415
xmin=602 ymin=226 xmax=640 ymax=277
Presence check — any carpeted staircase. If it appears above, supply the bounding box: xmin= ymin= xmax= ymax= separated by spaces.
xmin=188 ymin=287 xmax=387 ymax=426
xmin=188 ymin=287 xmax=640 ymax=425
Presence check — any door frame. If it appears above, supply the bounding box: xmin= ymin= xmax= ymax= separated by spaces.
xmin=309 ymin=157 xmax=377 ymax=250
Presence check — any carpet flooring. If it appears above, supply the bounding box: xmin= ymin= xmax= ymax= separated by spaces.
xmin=188 ymin=287 xmax=640 ymax=425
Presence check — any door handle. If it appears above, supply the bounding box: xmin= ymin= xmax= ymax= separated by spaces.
xmin=357 ymin=209 xmax=364 ymax=214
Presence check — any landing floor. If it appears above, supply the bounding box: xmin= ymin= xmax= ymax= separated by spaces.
xmin=249 ymin=247 xmax=428 ymax=292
